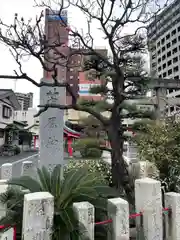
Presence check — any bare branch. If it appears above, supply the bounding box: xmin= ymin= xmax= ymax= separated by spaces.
xmin=35 ymin=103 xmax=110 ymax=125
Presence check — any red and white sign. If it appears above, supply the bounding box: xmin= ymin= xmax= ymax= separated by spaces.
xmin=78 ymin=84 xmax=100 ymax=96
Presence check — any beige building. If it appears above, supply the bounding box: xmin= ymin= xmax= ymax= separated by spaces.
xmin=0 ymin=89 xmax=21 ymax=146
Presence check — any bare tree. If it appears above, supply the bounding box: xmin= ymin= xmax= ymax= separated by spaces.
xmin=0 ymin=0 xmax=169 ymax=203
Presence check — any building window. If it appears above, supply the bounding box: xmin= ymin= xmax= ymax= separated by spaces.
xmin=159 ymin=75 xmax=162 ymax=78
xmin=162 ymin=46 xmax=165 ymax=52
xmin=161 ymin=38 xmax=165 ymax=45
xmin=2 ymin=105 xmax=12 ymax=119
xmin=167 ymin=51 xmax=171 ymax=57
xmin=157 ymin=50 xmax=161 ymax=55
xmin=174 ymin=75 xmax=179 ymax=80
xmin=167 ymin=60 xmax=172 ymax=66
xmin=172 ymin=38 xmax=177 ymax=45
xmin=174 ymin=66 xmax=179 ymax=72
xmin=168 ymin=69 xmax=172 ymax=75
xmin=158 ymin=58 xmax=161 ymax=63
xmin=70 ymin=68 xmax=73 ymax=72
xmin=166 ymin=42 xmax=171 ymax=48
xmin=158 ymin=66 xmax=161 ymax=72
xmin=173 ymin=47 xmax=177 ymax=54
xmin=178 ymin=36 xmax=180 ymax=41
xmin=178 ymin=26 xmax=180 ymax=32
xmin=172 ymin=29 xmax=176 ymax=36
xmin=163 ymin=63 xmax=166 ymax=69
xmin=70 ymin=76 xmax=73 ymax=79
xmin=152 ymin=62 xmax=156 ymax=68
xmin=166 ymin=34 xmax=170 ymax=39
xmin=157 ymin=41 xmax=160 ymax=47
xmin=152 ymin=54 xmax=156 ymax=59
xmin=173 ymin=56 xmax=178 ymax=63
xmin=163 ymin=72 xmax=167 ymax=77
xmin=162 ymin=54 xmax=166 ymax=60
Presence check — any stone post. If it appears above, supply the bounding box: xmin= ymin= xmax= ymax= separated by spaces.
xmin=73 ymin=202 xmax=94 ymax=240
xmin=0 ymin=183 xmax=8 ymax=218
xmin=0 ymin=227 xmax=14 ymax=239
xmin=127 ymin=142 xmax=137 ymax=160
xmin=22 ymin=192 xmax=54 ymax=240
xmin=21 ymin=160 xmax=35 ymax=177
xmin=165 ymin=192 xmax=180 ymax=239
xmin=135 ymin=178 xmax=163 ymax=240
xmin=1 ymin=163 xmax=12 ymax=180
xmin=39 ymin=83 xmax=66 ymax=172
xmin=108 ymin=198 xmax=129 ymax=240
xmin=155 ymin=88 xmax=167 ymax=118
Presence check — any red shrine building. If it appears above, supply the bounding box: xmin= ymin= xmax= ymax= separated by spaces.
xmin=64 ymin=123 xmax=81 ymax=157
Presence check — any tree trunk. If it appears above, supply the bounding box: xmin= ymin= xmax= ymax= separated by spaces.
xmin=108 ymin=127 xmax=134 ymax=205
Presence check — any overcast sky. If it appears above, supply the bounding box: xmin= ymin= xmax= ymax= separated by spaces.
xmin=0 ymin=0 xmax=169 ymax=108
xmin=0 ymin=0 xmax=110 ymax=107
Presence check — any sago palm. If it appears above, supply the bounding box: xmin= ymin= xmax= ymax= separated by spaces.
xmin=0 ymin=165 xmax=118 ymax=239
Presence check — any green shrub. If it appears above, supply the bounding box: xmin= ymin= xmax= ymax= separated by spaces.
xmin=73 ymin=138 xmax=103 ymax=158
xmin=80 ymin=147 xmax=102 ymax=158
xmin=65 ymin=159 xmax=112 ymax=184
xmin=134 ymin=120 xmax=180 ymax=192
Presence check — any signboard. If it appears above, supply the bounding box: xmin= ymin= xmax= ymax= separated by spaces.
xmin=48 ymin=10 xmax=67 ymax=23
xmin=138 ymin=104 xmax=154 ymax=111
xmin=78 ymin=84 xmax=100 ymax=96
xmin=49 ymin=10 xmax=67 ymax=16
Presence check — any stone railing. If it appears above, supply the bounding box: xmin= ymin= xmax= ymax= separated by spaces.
xmin=0 ymin=170 xmax=179 ymax=239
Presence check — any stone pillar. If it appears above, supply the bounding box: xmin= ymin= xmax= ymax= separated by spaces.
xmin=155 ymin=88 xmax=167 ymax=119
xmin=127 ymin=142 xmax=138 ymax=161
xmin=1 ymin=163 xmax=12 ymax=180
xmin=108 ymin=198 xmax=129 ymax=240
xmin=0 ymin=227 xmax=14 ymax=239
xmin=39 ymin=82 xmax=66 ymax=171
xmin=165 ymin=192 xmax=180 ymax=239
xmin=21 ymin=161 xmax=35 ymax=177
xmin=73 ymin=202 xmax=94 ymax=240
xmin=135 ymin=178 xmax=163 ymax=240
xmin=0 ymin=183 xmax=8 ymax=218
xmin=22 ymin=192 xmax=54 ymax=240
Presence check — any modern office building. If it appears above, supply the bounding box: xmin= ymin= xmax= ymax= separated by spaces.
xmin=44 ymin=8 xmax=79 ymax=106
xmin=147 ymin=0 xmax=180 ymax=114
xmin=44 ymin=9 xmax=108 ymax=121
xmin=15 ymin=92 xmax=33 ymax=110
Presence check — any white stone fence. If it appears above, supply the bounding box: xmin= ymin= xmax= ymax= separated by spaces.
xmin=0 ymin=165 xmax=179 ymax=240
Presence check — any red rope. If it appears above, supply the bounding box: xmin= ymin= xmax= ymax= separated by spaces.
xmin=0 ymin=225 xmax=16 ymax=240
xmin=129 ymin=212 xmax=142 ymax=219
xmin=95 ymin=219 xmax=112 ymax=225
xmin=95 ymin=208 xmax=169 ymax=225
